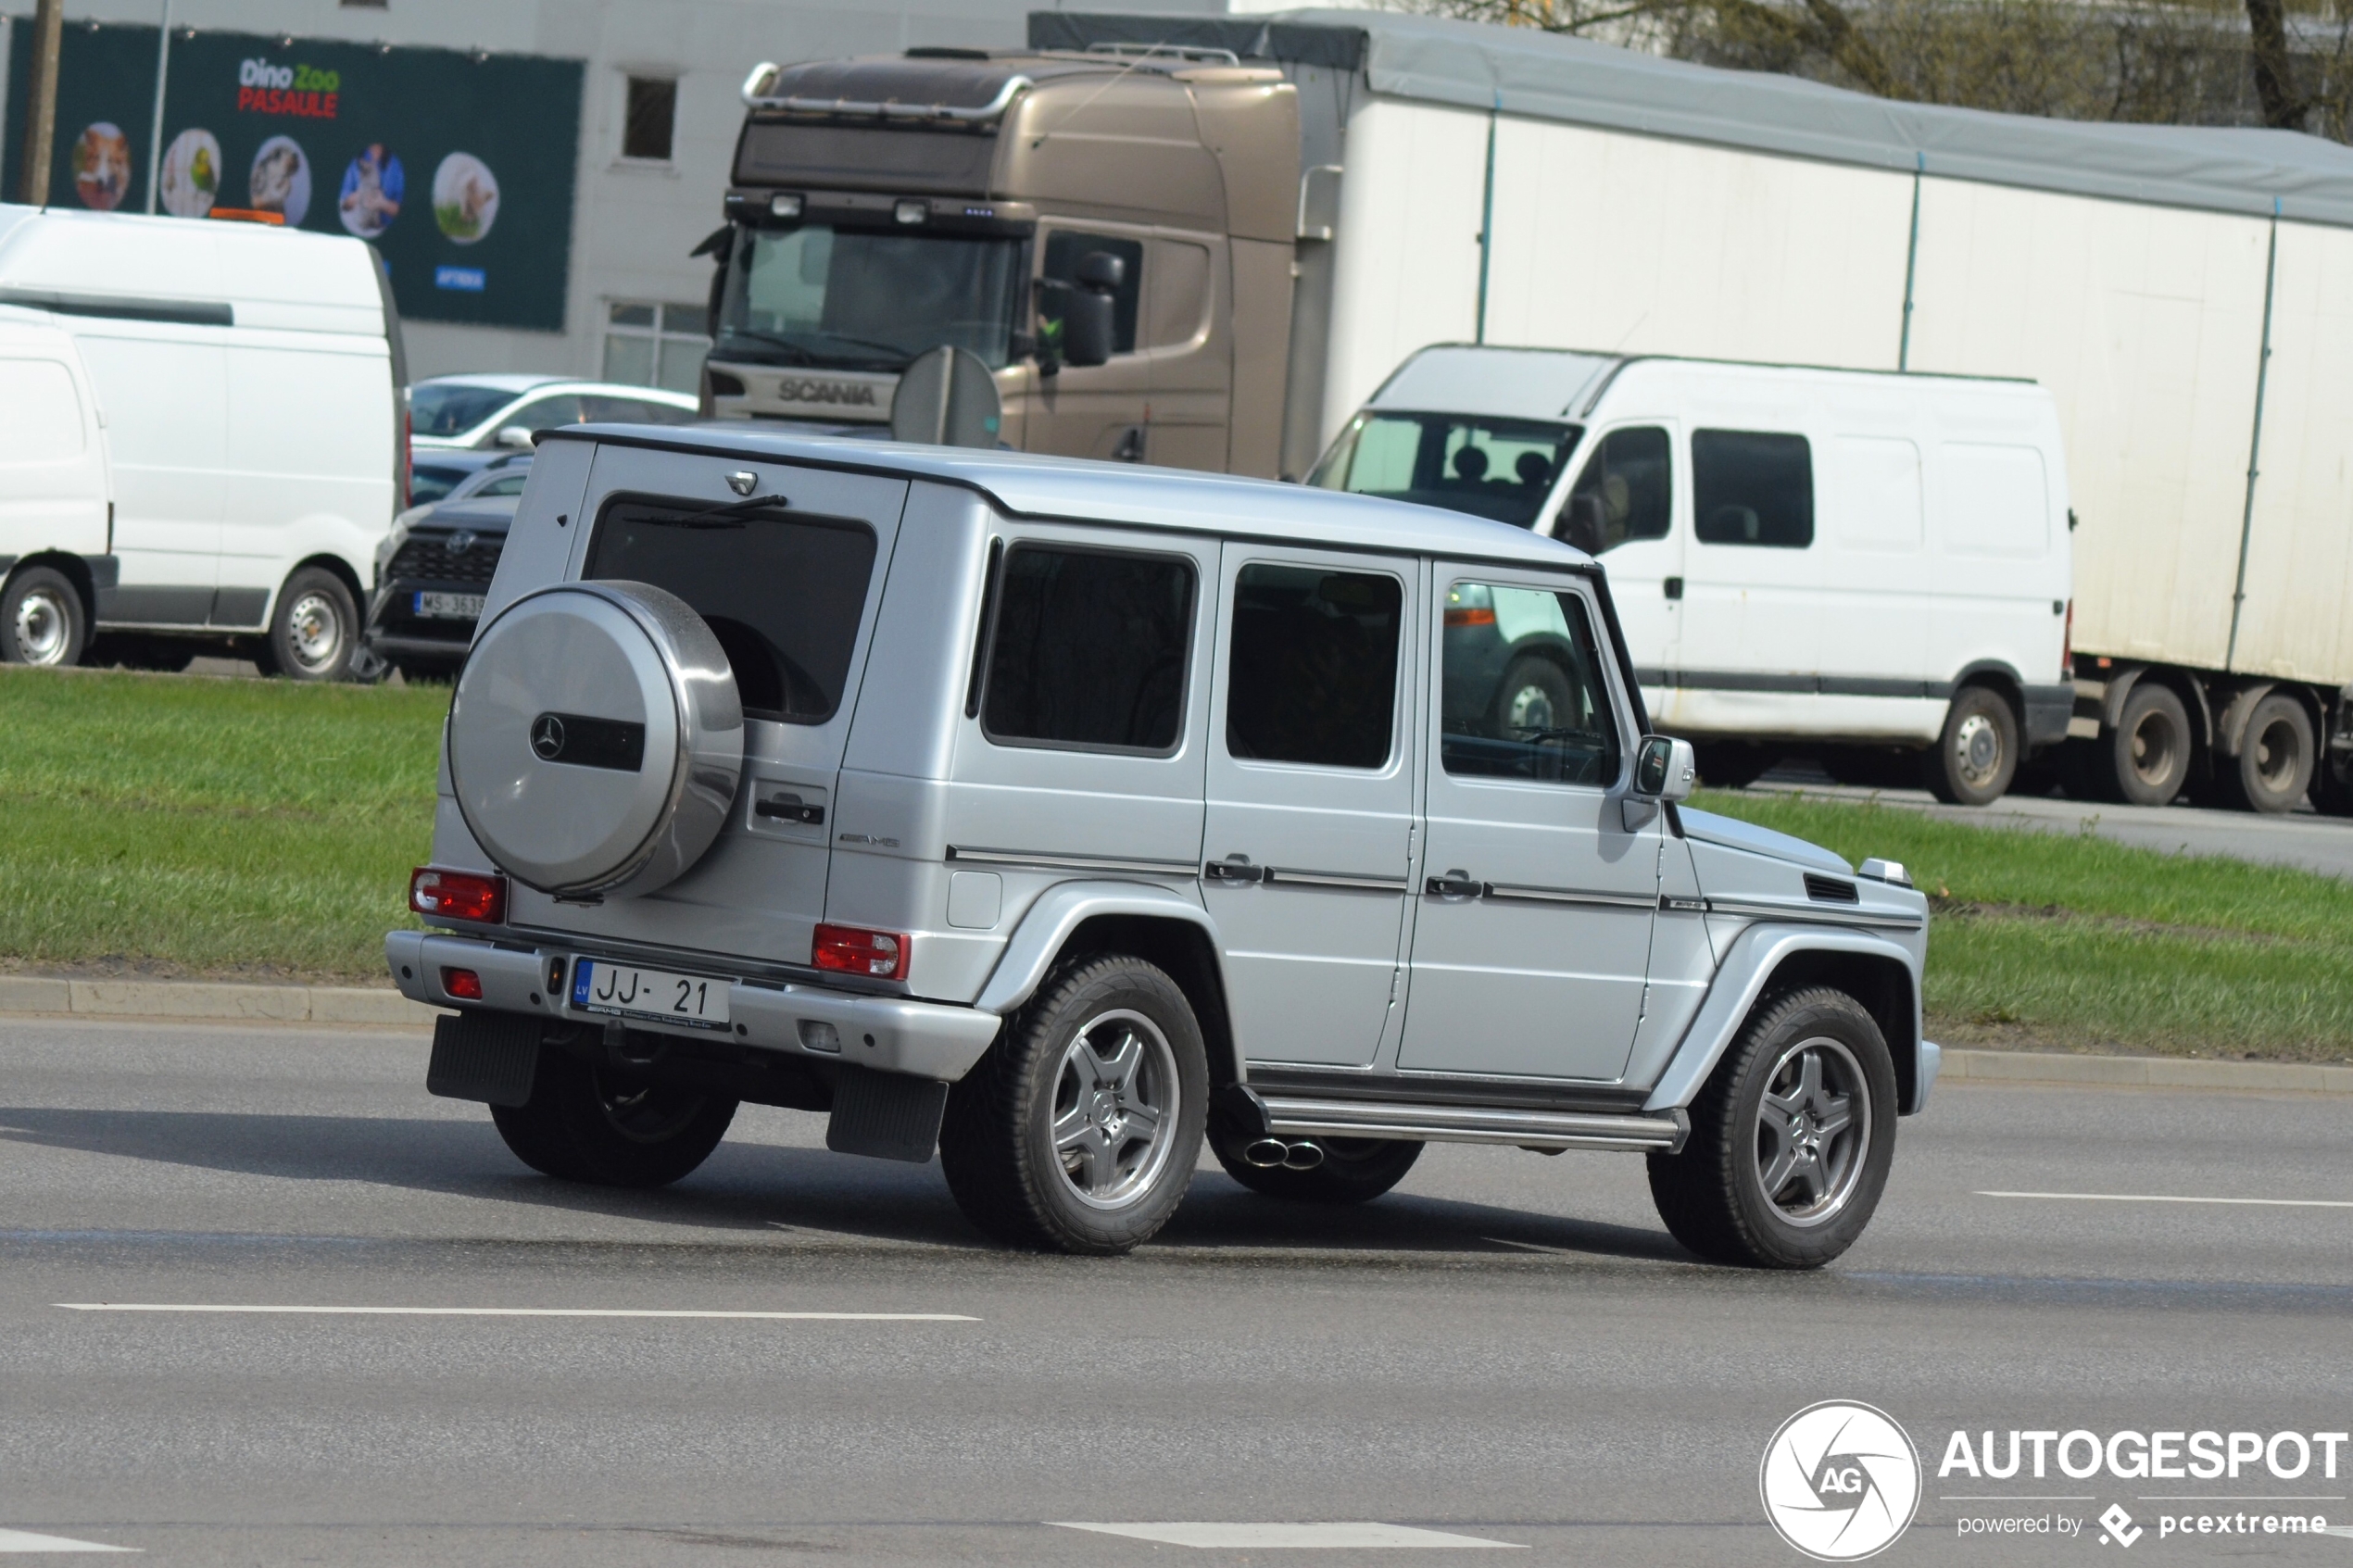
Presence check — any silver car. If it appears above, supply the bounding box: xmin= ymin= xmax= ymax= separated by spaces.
xmin=389 ymin=426 xmax=1935 ymax=1267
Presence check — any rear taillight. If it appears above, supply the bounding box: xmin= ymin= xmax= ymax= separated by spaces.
xmin=812 ymin=923 xmax=908 ymax=980
xmin=441 ymin=968 xmax=484 ymax=1001
xmin=409 ymin=867 xmax=508 ymax=923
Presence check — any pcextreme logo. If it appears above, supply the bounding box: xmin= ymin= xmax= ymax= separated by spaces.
xmin=1761 ymin=1400 xmax=1924 ymax=1562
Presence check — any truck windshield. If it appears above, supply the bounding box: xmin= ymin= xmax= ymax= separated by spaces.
xmin=1311 ymin=413 xmax=1579 ymax=529
xmin=717 ymin=224 xmax=1026 ymax=371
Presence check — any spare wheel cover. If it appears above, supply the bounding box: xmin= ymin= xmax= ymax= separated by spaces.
xmin=449 ymin=581 xmax=744 ymax=897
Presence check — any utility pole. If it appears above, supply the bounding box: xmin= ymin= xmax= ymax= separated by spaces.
xmin=145 ymin=0 xmax=174 ymax=214
xmin=17 ymin=0 xmax=65 ymax=206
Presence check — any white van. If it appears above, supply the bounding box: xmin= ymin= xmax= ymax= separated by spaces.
xmin=1313 ymin=346 xmax=2074 ymax=804
xmin=0 ymin=206 xmax=402 ymax=679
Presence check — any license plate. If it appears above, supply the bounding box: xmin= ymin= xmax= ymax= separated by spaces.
xmin=569 ymin=960 xmax=730 ymax=1028
xmin=412 ymin=591 xmax=484 ymax=621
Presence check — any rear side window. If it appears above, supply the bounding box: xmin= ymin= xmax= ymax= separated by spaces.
xmin=585 ymin=497 xmax=877 ymax=724
xmin=1693 ymin=430 xmax=1813 ymax=547
xmin=1226 ymin=564 xmax=1402 ymax=770
xmin=982 ymin=545 xmax=1194 ymax=753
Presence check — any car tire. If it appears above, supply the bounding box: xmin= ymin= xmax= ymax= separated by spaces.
xmin=490 ymin=1046 xmax=736 ymax=1188
xmin=1646 ymin=986 xmax=1897 ymax=1270
xmin=938 ymin=954 xmax=1208 ymax=1256
xmin=1491 ymin=654 xmax=1577 ymax=741
xmin=2216 ymin=693 xmax=2315 ymax=814
xmin=264 ymin=567 xmax=359 ymax=682
xmin=1212 ymin=1134 xmax=1423 ymax=1205
xmin=1693 ymin=742 xmax=1776 ymax=791
xmin=1 ymin=566 xmax=88 ymax=669
xmin=2106 ymin=681 xmax=2193 ymax=807
xmin=1923 ymin=684 xmax=2019 ymax=806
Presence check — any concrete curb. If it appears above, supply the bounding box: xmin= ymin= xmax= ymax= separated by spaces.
xmin=0 ymin=976 xmax=440 ymax=1028
xmin=1944 ymin=1047 xmax=2353 ymax=1095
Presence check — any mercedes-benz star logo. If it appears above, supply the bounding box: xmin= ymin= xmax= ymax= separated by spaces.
xmin=529 ymin=713 xmax=565 ymax=761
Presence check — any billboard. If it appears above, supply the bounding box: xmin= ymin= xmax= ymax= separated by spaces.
xmin=3 ymin=22 xmax=584 ymax=331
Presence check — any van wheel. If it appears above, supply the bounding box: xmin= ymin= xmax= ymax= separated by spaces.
xmin=2218 ymin=694 xmax=2315 ymax=814
xmin=489 ymin=1048 xmax=736 ymax=1187
xmin=264 ymin=567 xmax=359 ymax=682
xmin=1924 ymin=685 xmax=2018 ymax=806
xmin=938 ymin=955 xmax=1207 ymax=1255
xmin=1212 ymin=1134 xmax=1422 ymax=1205
xmin=2107 ymin=682 xmax=2193 ymax=806
xmin=1 ymin=566 xmax=88 ymax=669
xmin=1646 ymin=986 xmax=1896 ymax=1269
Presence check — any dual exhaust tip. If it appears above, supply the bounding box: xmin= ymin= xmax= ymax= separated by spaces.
xmin=1241 ymin=1137 xmax=1324 ymax=1172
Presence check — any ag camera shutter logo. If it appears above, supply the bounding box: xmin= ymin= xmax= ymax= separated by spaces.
xmin=1761 ymin=1400 xmax=1922 ymax=1561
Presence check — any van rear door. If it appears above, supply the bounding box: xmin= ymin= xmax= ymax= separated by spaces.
xmin=499 ymin=444 xmax=908 ymax=972
xmin=0 ymin=331 xmax=108 ymax=561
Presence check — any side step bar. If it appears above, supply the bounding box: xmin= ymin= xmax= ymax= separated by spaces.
xmin=1254 ymin=1094 xmax=1688 ymax=1155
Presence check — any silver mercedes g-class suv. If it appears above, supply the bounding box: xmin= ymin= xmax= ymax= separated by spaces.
xmin=389 ymin=425 xmax=1936 ymax=1268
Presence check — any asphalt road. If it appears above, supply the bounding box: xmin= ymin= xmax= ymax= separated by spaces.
xmin=1744 ymin=765 xmax=2353 ymax=882
xmin=2 ymin=1018 xmax=2348 ymax=1566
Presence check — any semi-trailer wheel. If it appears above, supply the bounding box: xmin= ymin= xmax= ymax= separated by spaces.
xmin=1924 ymin=684 xmax=2019 ymax=806
xmin=2218 ymin=694 xmax=2315 ymax=814
xmin=2107 ymin=681 xmax=2194 ymax=806
xmin=938 ymin=954 xmax=1207 ymax=1255
xmin=1 ymin=566 xmax=87 ymax=669
xmin=1646 ymin=986 xmax=1897 ymax=1269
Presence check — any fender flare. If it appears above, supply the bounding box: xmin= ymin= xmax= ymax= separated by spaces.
xmin=972 ymin=879 xmax=1226 ymax=1017
xmin=1642 ymin=922 xmax=1929 ymax=1115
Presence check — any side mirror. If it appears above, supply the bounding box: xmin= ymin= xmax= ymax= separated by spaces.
xmin=1062 ymin=287 xmax=1114 ymax=369
xmin=1075 ymin=250 xmax=1125 ymax=291
xmin=1632 ymin=734 xmax=1697 ymax=802
xmin=496 ymin=425 xmax=535 ymax=450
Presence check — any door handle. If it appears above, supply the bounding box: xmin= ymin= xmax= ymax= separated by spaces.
xmin=1425 ymin=869 xmax=1484 ymax=899
xmin=1204 ymin=857 xmax=1265 ymax=884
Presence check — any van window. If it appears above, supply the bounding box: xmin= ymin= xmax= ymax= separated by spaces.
xmin=983 ymin=545 xmax=1195 ymax=753
xmin=1310 ymin=413 xmax=1578 ymax=530
xmin=1943 ymin=443 xmax=2050 ymax=557
xmin=1693 ymin=430 xmax=1813 ymax=547
xmin=585 ymin=498 xmax=878 ymax=724
xmin=1041 ymin=232 xmax=1145 ymax=356
xmin=1440 ymin=583 xmax=1619 ymax=787
xmin=1558 ymin=427 xmax=1670 ymax=554
xmin=1226 ymin=564 xmax=1402 ymax=770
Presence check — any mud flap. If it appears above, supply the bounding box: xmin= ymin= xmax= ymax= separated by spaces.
xmin=825 ymin=1065 xmax=949 ymax=1163
xmin=426 ymin=1011 xmax=541 ymax=1107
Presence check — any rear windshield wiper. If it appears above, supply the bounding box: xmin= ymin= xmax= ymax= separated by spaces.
xmin=668 ymin=494 xmax=793 ymax=527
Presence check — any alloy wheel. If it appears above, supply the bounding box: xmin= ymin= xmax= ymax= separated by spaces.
xmin=1050 ymin=1009 xmax=1180 ymax=1210
xmin=1753 ymin=1035 xmax=1871 ymax=1227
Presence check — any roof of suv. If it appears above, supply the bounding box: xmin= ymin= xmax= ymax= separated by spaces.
xmin=550 ymin=424 xmax=1595 ymax=571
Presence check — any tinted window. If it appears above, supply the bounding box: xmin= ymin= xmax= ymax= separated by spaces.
xmin=1440 ymin=583 xmax=1620 ymax=787
xmin=1227 ymin=564 xmax=1402 ymax=770
xmin=1559 ymin=426 xmax=1671 ymax=555
xmin=1041 ymin=232 xmax=1145 ymax=356
xmin=1310 ymin=413 xmax=1577 ymax=529
xmin=409 ymin=464 xmax=469 ymax=505
xmin=410 ymin=382 xmax=517 ymax=437
xmin=585 ymin=498 xmax=877 ymax=724
xmin=1693 ymin=430 xmax=1813 ymax=547
xmin=983 ymin=546 xmax=1194 ymax=752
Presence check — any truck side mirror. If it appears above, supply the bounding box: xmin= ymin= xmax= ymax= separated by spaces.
xmin=1063 ymin=288 xmax=1114 ymax=369
xmin=1075 ymin=251 xmax=1124 ymax=291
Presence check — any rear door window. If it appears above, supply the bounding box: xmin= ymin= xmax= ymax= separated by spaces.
xmin=980 ymin=545 xmax=1195 ymax=753
xmin=1226 ymin=563 xmax=1402 ymax=770
xmin=585 ymin=497 xmax=878 ymax=723
xmin=1692 ymin=430 xmax=1813 ymax=547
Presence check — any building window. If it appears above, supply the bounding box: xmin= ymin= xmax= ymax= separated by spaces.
xmin=622 ymin=75 xmax=677 ymax=162
xmin=603 ymin=301 xmax=709 ymax=394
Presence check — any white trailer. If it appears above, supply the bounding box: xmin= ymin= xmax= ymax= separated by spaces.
xmin=1035 ymin=9 xmax=2353 ymax=813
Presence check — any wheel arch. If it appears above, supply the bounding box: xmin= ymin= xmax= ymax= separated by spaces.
xmin=5 ymin=550 xmax=99 ymax=625
xmin=972 ymin=883 xmax=1239 ymax=1090
xmin=1644 ymin=924 xmax=1929 ymax=1118
xmin=1949 ymin=659 xmax=2026 ymax=725
xmin=284 ymin=551 xmax=368 ymax=617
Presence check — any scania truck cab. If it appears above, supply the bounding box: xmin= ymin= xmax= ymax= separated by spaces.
xmin=702 ymin=47 xmax=1302 ymax=477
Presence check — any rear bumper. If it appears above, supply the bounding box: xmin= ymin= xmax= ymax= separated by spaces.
xmin=385 ymin=930 xmax=1002 ymax=1083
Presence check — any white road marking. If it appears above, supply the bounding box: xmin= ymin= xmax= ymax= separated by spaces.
xmin=1051 ymin=1523 xmax=1525 ymax=1549
xmin=1978 ymin=1191 xmax=2353 ymax=1209
xmin=0 ymin=1528 xmax=135 ymax=1553
xmin=56 ymin=1304 xmax=975 ymax=1321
